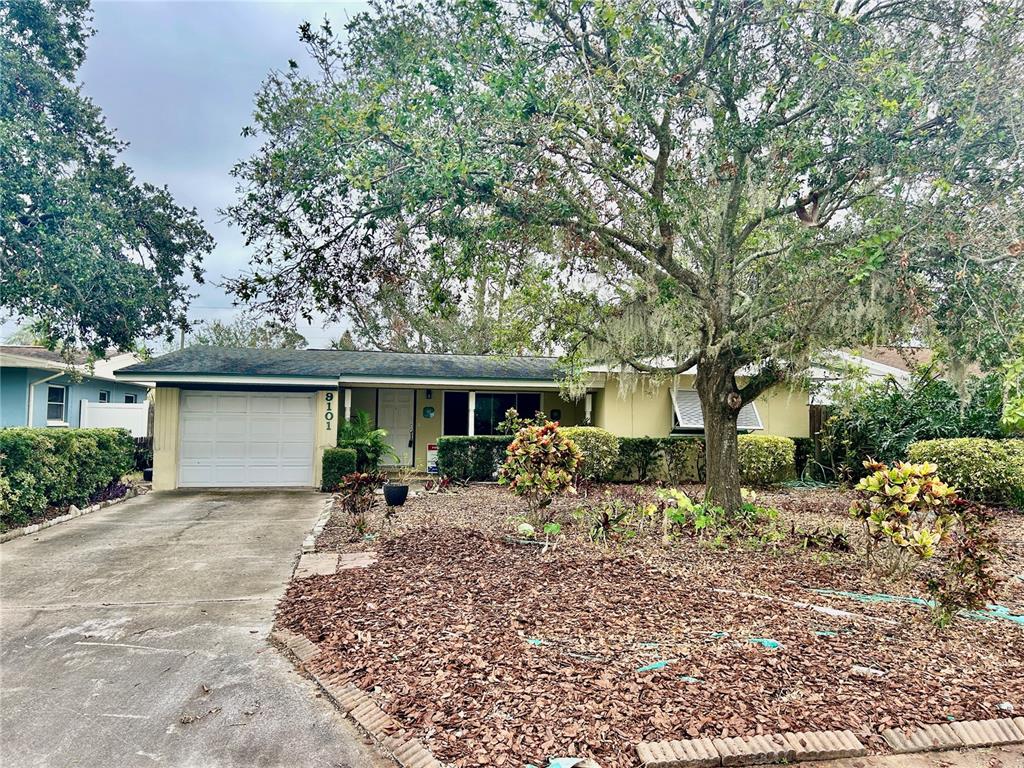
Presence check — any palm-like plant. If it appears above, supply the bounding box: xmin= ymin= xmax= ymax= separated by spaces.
xmin=338 ymin=410 xmax=398 ymax=470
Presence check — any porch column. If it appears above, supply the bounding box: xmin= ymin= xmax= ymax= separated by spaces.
xmin=584 ymin=392 xmax=593 ymax=425
xmin=344 ymin=387 xmax=352 ymax=420
xmin=468 ymin=391 xmax=476 ymax=436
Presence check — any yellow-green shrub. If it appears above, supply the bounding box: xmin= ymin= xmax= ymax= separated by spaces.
xmin=908 ymin=438 xmax=1024 ymax=506
xmin=737 ymin=435 xmax=795 ymax=486
xmin=851 ymin=459 xmax=959 ymax=576
xmin=561 ymin=427 xmax=619 ymax=481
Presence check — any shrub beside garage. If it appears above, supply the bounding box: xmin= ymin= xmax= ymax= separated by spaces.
xmin=321 ymin=447 xmax=358 ymax=491
xmin=908 ymin=438 xmax=1024 ymax=506
xmin=0 ymin=428 xmax=135 ymax=528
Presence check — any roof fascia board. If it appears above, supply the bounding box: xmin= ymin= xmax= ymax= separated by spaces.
xmin=336 ymin=375 xmax=567 ymax=390
xmin=0 ymin=352 xmax=67 ymax=372
xmin=116 ymin=373 xmax=340 ymax=387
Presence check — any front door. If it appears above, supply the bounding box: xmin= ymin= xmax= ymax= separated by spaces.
xmin=378 ymin=388 xmax=414 ymax=466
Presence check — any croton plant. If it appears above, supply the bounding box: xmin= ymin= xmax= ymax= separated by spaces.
xmin=850 ymin=460 xmax=959 ymax=574
xmin=498 ymin=422 xmax=581 ymax=524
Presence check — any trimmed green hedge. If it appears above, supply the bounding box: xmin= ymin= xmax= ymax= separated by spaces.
xmin=321 ymin=447 xmax=358 ymax=492
xmin=737 ymin=435 xmax=796 ymax=486
xmin=561 ymin=427 xmax=619 ymax=481
xmin=0 ymin=428 xmax=134 ymax=527
xmin=436 ymin=436 xmax=513 ymax=480
xmin=908 ymin=438 xmax=1024 ymax=506
xmin=661 ymin=436 xmax=705 ymax=483
xmin=614 ymin=437 xmax=663 ymax=481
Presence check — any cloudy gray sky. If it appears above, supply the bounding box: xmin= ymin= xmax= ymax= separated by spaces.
xmin=79 ymin=0 xmax=368 ymax=347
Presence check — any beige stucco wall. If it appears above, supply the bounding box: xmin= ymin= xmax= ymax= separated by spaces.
xmin=151 ymin=386 xmax=180 ymax=491
xmin=592 ymin=374 xmax=810 ymax=439
xmin=414 ymin=389 xmax=442 ymax=471
xmin=313 ymin=389 xmax=339 ymax=487
xmin=755 ymin=384 xmax=810 ymax=438
xmin=593 ymin=376 xmax=675 ymax=437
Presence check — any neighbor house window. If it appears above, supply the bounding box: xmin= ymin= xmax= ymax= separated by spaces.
xmin=124 ymin=393 xmax=138 ymax=404
xmin=98 ymin=390 xmax=111 ymax=403
xmin=46 ymin=385 xmax=67 ymax=422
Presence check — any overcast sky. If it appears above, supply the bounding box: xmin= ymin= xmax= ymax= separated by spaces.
xmin=76 ymin=0 xmax=369 ymax=347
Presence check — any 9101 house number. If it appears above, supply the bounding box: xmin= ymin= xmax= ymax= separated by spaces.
xmin=324 ymin=391 xmax=335 ymax=431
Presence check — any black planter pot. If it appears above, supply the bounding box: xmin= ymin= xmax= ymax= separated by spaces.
xmin=383 ymin=483 xmax=409 ymax=507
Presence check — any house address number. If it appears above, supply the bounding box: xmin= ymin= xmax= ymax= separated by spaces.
xmin=324 ymin=391 xmax=334 ymax=431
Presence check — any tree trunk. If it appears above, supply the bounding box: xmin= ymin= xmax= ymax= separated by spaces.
xmin=696 ymin=359 xmax=743 ymax=512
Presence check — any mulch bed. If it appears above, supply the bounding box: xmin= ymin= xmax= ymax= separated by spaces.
xmin=281 ymin=484 xmax=1024 ymax=768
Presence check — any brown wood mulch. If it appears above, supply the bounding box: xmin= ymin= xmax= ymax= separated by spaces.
xmin=280 ymin=485 xmax=1024 ymax=768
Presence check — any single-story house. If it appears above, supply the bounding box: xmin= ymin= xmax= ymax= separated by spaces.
xmin=0 ymin=346 xmax=151 ymax=434
xmin=114 ymin=346 xmax=811 ymax=491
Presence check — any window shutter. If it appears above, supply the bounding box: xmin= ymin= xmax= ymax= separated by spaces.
xmin=671 ymin=389 xmax=762 ymax=430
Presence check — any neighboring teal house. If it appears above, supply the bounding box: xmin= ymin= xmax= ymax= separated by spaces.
xmin=0 ymin=346 xmax=151 ymax=432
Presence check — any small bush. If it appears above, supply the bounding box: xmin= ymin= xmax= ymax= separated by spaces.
xmin=436 ymin=435 xmax=514 ymax=481
xmin=0 ymin=428 xmax=134 ymax=528
xmin=561 ymin=427 xmax=619 ymax=481
xmin=908 ymin=438 xmax=1024 ymax=506
xmin=498 ymin=422 xmax=581 ymax=523
xmin=615 ymin=437 xmax=663 ymax=481
xmin=337 ymin=471 xmax=386 ymax=535
xmin=850 ymin=460 xmax=959 ymax=576
xmin=133 ymin=436 xmax=153 ymax=471
xmin=738 ymin=435 xmax=795 ymax=486
xmin=927 ymin=504 xmax=1002 ymax=627
xmin=661 ymin=436 xmax=704 ymax=482
xmin=321 ymin=447 xmax=358 ymax=492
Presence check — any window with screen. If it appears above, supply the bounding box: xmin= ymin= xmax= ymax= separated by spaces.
xmin=46 ymin=385 xmax=67 ymax=422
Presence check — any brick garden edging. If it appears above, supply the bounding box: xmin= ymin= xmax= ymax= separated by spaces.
xmin=271 ymin=627 xmax=443 ymax=768
xmin=0 ymin=486 xmax=148 ymax=544
xmin=301 ymin=497 xmax=333 ymax=553
xmin=636 ymin=716 xmax=1024 ymax=766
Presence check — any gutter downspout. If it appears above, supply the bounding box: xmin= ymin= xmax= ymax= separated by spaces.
xmin=27 ymin=372 xmax=64 ymax=427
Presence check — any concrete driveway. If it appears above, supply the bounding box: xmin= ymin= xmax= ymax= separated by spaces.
xmin=0 ymin=490 xmax=387 ymax=768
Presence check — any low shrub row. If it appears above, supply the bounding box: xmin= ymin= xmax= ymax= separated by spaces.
xmin=0 ymin=428 xmax=135 ymax=527
xmin=908 ymin=438 xmax=1024 ymax=506
xmin=436 ymin=431 xmax=796 ymax=488
xmin=321 ymin=447 xmax=358 ymax=491
xmin=437 ymin=436 xmax=514 ymax=480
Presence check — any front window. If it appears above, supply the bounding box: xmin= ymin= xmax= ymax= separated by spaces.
xmin=124 ymin=393 xmax=138 ymax=404
xmin=442 ymin=391 xmax=544 ymax=436
xmin=98 ymin=390 xmax=110 ymax=403
xmin=46 ymin=385 xmax=67 ymax=422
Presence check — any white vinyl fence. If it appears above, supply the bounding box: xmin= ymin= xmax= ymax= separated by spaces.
xmin=79 ymin=400 xmax=150 ymax=438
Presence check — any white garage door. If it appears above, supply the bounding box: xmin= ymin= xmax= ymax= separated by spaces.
xmin=178 ymin=391 xmax=315 ymax=487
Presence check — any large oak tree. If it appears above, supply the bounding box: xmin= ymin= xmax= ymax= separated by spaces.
xmin=231 ymin=0 xmax=1024 ymax=509
xmin=0 ymin=0 xmax=213 ymax=355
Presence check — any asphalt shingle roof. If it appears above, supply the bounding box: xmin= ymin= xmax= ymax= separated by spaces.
xmin=116 ymin=346 xmax=562 ymax=382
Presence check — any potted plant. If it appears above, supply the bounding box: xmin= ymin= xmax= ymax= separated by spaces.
xmin=383 ymin=465 xmax=412 ymax=507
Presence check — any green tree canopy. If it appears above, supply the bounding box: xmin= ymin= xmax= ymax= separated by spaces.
xmin=189 ymin=315 xmax=308 ymax=350
xmin=0 ymin=0 xmax=213 ymax=355
xmin=230 ymin=0 xmax=1024 ymax=509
